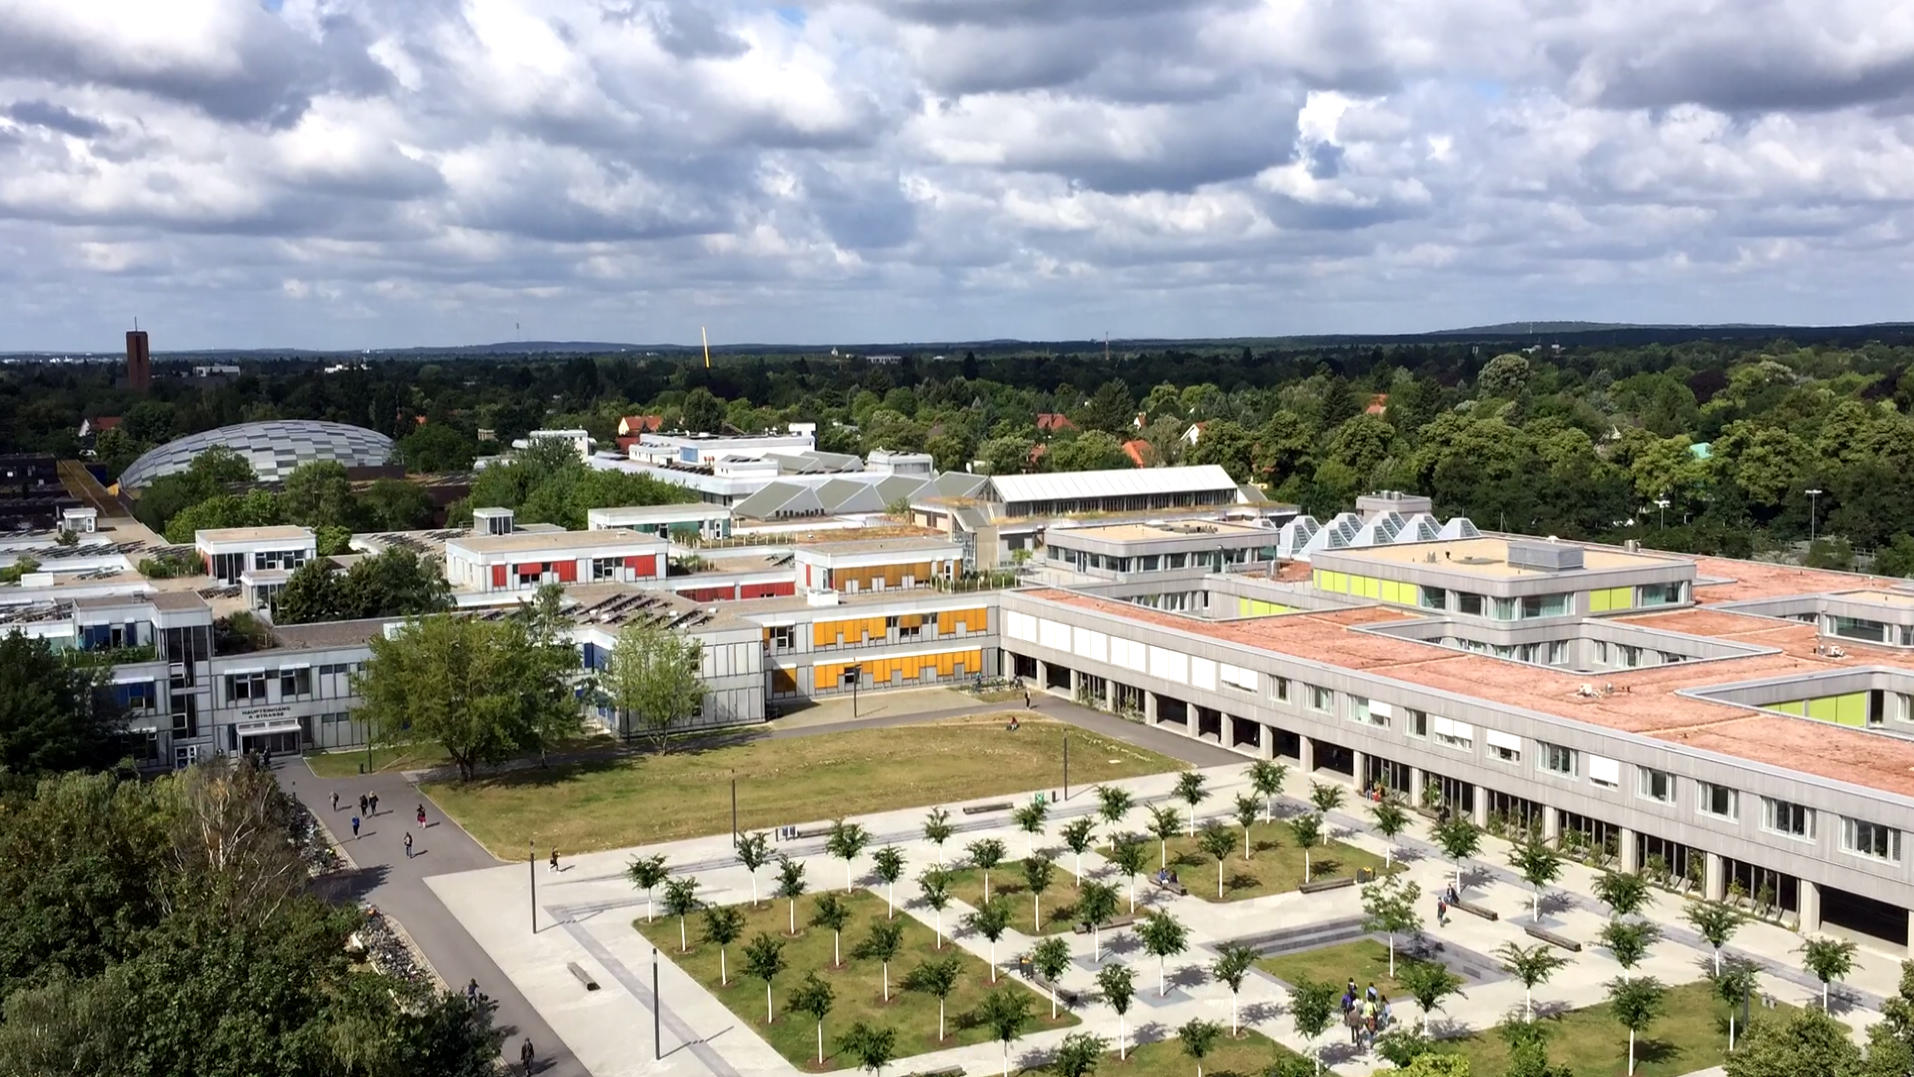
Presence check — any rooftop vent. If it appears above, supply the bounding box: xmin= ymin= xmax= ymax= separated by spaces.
xmin=1506 ymin=539 xmax=1583 ymax=572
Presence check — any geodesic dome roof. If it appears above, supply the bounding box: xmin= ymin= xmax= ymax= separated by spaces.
xmin=119 ymin=420 xmax=394 ymax=490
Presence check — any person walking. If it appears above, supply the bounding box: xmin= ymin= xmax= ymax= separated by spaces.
xmin=549 ymin=846 xmax=559 ymax=873
xmin=404 ymin=832 xmax=414 ymax=859
xmin=359 ymin=793 xmax=369 ymax=817
xmin=466 ymin=978 xmax=480 ymax=1002
xmin=350 ymin=815 xmax=361 ymax=839
xmin=520 ymin=1037 xmax=535 ymax=1076
xmin=1024 ymin=689 xmax=1031 ymax=709
xmin=370 ymin=793 xmax=380 ymax=816
xmin=417 ymin=803 xmax=427 ymax=829
xmin=331 ymin=791 xmax=339 ymax=812
xmin=1435 ymin=894 xmax=1448 ymax=927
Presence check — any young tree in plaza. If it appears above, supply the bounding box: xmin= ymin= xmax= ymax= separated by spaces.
xmin=967 ymin=838 xmax=1007 ymax=901
xmin=1231 ymin=793 xmax=1262 ymax=858
xmin=1712 ymin=957 xmax=1760 ymax=1052
xmin=1137 ymin=909 xmax=1189 ymax=997
xmin=1799 ymin=936 xmax=1858 ymax=1012
xmin=1175 ymin=772 xmax=1210 ymax=834
xmin=790 ymin=971 xmax=837 ymax=1064
xmin=1308 ymin=781 xmax=1344 ymax=817
xmin=776 ymin=855 xmax=808 ymax=935
xmin=1211 ymin=945 xmax=1256 ymax=1036
xmin=1362 ymin=876 xmax=1423 ymax=976
xmin=1109 ymin=836 xmax=1149 ymax=913
xmin=1600 ymin=919 xmax=1661 ymax=971
xmin=1495 ymin=941 xmax=1569 ymax=1023
xmin=1032 ymin=936 xmax=1073 ymax=1018
xmin=625 ymin=855 xmax=670 ymax=923
xmin=854 ymin=918 xmax=905 ymax=1001
xmin=601 ymin=619 xmax=705 ymax=749
xmin=1013 ymin=800 xmax=1049 ymax=858
xmin=1508 ymin=837 xmax=1565 ymax=923
xmin=838 ymin=1021 xmax=899 ymax=1077
xmin=734 ymin=831 xmax=772 ymax=907
xmin=1076 ymin=880 xmax=1120 ymax=961
xmin=811 ymin=892 xmax=854 ymax=967
xmin=743 ymin=932 xmax=788 ymax=1024
xmin=1249 ymin=759 xmax=1289 ymax=820
xmin=1371 ymin=797 xmax=1410 ymax=869
xmin=702 ymin=906 xmax=745 ymax=985
xmin=1289 ymin=812 xmax=1323 ymax=884
xmin=1593 ymin=870 xmax=1654 ymax=921
xmin=1060 ymin=817 xmax=1097 ymax=883
xmin=663 ymin=876 xmax=701 ymax=952
xmin=979 ymin=987 xmax=1034 ymax=1077
xmin=1148 ymin=805 xmax=1183 ymax=869
xmin=1097 ymin=962 xmax=1138 ymax=1060
xmin=1287 ymin=977 xmax=1338 ymax=1075
xmin=1052 ymin=1032 xmax=1108 ymax=1077
xmin=827 ymin=820 xmax=871 ymax=892
xmin=1399 ymin=961 xmax=1464 ymax=1033
xmin=871 ymin=846 xmax=907 ymax=917
xmin=1725 ymin=1006 xmax=1864 ymax=1077
xmin=1023 ymin=855 xmax=1057 ymax=932
xmin=1683 ymin=901 xmax=1744 ymax=976
xmin=1198 ymin=823 xmax=1236 ymax=898
xmin=917 ymin=868 xmax=953 ymax=948
xmin=966 ymin=897 xmax=1013 ymax=982
xmin=1432 ymin=817 xmax=1482 ymax=895
xmin=902 ymin=955 xmax=963 ymax=1042
xmin=922 ymin=807 xmax=953 ymax=866
xmin=1096 ymin=784 xmax=1134 ymax=831
xmin=1607 ymin=975 xmax=1666 ymax=1076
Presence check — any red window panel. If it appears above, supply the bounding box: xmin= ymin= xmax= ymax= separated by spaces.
xmin=491 ymin=565 xmax=507 ymax=588
xmin=555 ymin=560 xmax=578 ymax=583
xmin=634 ymin=554 xmax=657 ymax=577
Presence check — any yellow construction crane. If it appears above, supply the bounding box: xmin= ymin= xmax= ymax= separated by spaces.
xmin=701 ymin=326 xmax=711 ymax=369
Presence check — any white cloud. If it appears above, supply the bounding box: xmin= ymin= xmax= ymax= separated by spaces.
xmin=1 ymin=0 xmax=1912 ymax=347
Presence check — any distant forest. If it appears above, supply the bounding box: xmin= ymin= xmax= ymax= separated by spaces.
xmin=9 ymin=330 xmax=1914 ymax=573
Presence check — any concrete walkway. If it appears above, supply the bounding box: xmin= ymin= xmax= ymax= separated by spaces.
xmin=276 ymin=761 xmax=588 ymax=1077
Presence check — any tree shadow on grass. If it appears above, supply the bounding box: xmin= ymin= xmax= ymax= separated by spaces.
xmin=1634 ymin=1037 xmax=1683 ymax=1067
xmin=1224 ymin=871 xmax=1260 ymax=894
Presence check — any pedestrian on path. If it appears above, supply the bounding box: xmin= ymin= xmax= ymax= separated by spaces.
xmin=466 ymin=978 xmax=480 ymax=1002
xmin=1435 ymin=895 xmax=1448 ymax=927
xmin=416 ymin=803 xmax=427 ymax=828
xmin=1024 ymin=690 xmax=1031 ymax=708
xmin=331 ymin=791 xmax=339 ymax=812
xmin=549 ymin=846 xmax=559 ymax=873
xmin=370 ymin=793 xmax=380 ymax=816
xmin=404 ymin=833 xmax=414 ymax=859
xmin=359 ymin=793 xmax=369 ymax=817
xmin=520 ymin=1038 xmax=535 ymax=1076
xmin=351 ymin=815 xmax=361 ymax=839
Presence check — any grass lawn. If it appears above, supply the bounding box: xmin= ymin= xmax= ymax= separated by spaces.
xmin=1256 ymin=939 xmax=1416 ymax=1000
xmin=1106 ymin=820 xmax=1392 ymax=902
xmin=945 ymin=858 xmax=1094 ymax=936
xmin=427 ymin=714 xmax=1179 ymax=857
xmin=305 ymin=741 xmax=451 ymax=777
xmin=636 ymin=890 xmax=1074 ymax=1070
xmin=1019 ymin=1028 xmax=1327 ymax=1077
xmin=1437 ymin=980 xmax=1801 ymax=1077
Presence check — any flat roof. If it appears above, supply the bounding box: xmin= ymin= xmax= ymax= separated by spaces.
xmin=446 ymin=528 xmax=664 ymax=555
xmin=795 ymin=536 xmax=963 ymax=557
xmin=195 ymin=526 xmax=315 ymax=544
xmin=1829 ymin=589 xmax=1914 ymax=610
xmin=987 ymin=465 xmax=1240 ymax=504
xmin=1053 ymin=521 xmax=1270 ymax=543
xmin=1318 ymin=537 xmax=1676 ymax=578
xmin=272 ymin=617 xmax=393 ymax=650
xmin=590 ymin=504 xmax=729 ymax=521
xmin=1018 ymin=586 xmax=1914 ymax=799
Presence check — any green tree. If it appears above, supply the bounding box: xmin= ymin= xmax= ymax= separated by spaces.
xmin=1198 ymin=823 xmax=1236 ymax=898
xmin=1148 ymin=805 xmax=1183 ymax=868
xmin=1249 ymin=759 xmax=1289 ymax=820
xmin=922 ymin=806 xmax=953 ymax=866
xmin=965 ymin=897 xmax=1013 ymax=982
xmin=1109 ymin=835 xmax=1148 ymax=913
xmin=775 ymin=855 xmax=807 ymax=935
xmin=838 ymin=1020 xmax=899 ymax=1077
xmin=626 ymin=855 xmax=668 ymax=922
xmin=1508 ymin=838 xmax=1564 ymax=923
xmin=979 ymin=986 xmax=1034 ymax=1077
xmin=1052 ymin=1031 xmax=1108 ymax=1077
xmin=515 ymin=582 xmax=588 ymax=767
xmin=601 ymin=621 xmax=705 ymax=748
xmin=1683 ymin=902 xmax=1743 ymax=976
xmin=1725 ymin=1006 xmax=1864 ymax=1077
xmin=979 ymin=435 xmax=1032 ymax=476
xmin=917 ymin=868 xmax=952 ymax=948
xmin=1713 ymin=957 xmax=1760 ymax=1053
xmin=827 ymin=820 xmax=871 ymax=892
xmin=663 ymin=875 xmax=701 ymax=952
xmin=1289 ymin=812 xmax=1323 ymax=884
xmin=1097 ymin=962 xmax=1137 ymax=1059
xmin=682 ymin=387 xmax=726 ymax=433
xmin=1178 ymin=1017 xmax=1224 ymax=1077
xmin=398 ymin=422 xmax=478 ymax=472
xmin=1478 ymin=353 xmax=1532 ymax=398
xmin=1137 ymin=910 xmax=1189 ymax=997
xmin=334 ymin=546 xmax=453 ymax=620
xmin=790 ymin=970 xmax=836 ymax=1063
xmin=854 ymin=919 xmax=905 ymax=1002
xmin=902 ymin=955 xmax=963 ymax=1042
xmin=1432 ymin=817 xmax=1481 ymax=894
xmin=1232 ymin=793 xmax=1262 ymax=858
xmin=1362 ymin=876 xmax=1423 ymax=976
xmin=1096 ymin=784 xmax=1134 ymax=830
xmin=1032 ymin=935 xmax=1073 ymax=1018
xmin=1606 ymin=975 xmax=1665 ymax=1075
xmin=1308 ymin=781 xmax=1345 ymax=816
xmin=811 ymin=892 xmax=854 ymax=968
xmin=360 ymin=476 xmax=436 ymax=530
xmin=1175 ymin=771 xmax=1210 ymax=834
xmin=1013 ymin=799 xmax=1048 ymax=858
xmin=353 ymin=614 xmax=546 ymax=780
xmin=1599 ymin=919 xmax=1660 ymax=971
xmin=1371 ymin=797 xmax=1410 ymax=869
xmin=702 ymin=905 xmax=745 ymax=985
xmin=1186 ymin=419 xmax=1255 ymax=480
xmin=743 ymin=932 xmax=789 ymax=1024
xmin=967 ymin=837 xmax=1007 ymax=901
xmin=1592 ymin=871 xmax=1654 ymax=920
xmin=1495 ymin=941 xmax=1569 ymax=1022
xmin=1399 ymin=960 xmax=1464 ymax=1033
xmin=281 ymin=459 xmax=359 ymax=531
xmin=1288 ymin=977 xmax=1339 ymax=1074
xmin=0 ymin=632 xmax=128 ymax=777
xmin=1060 ymin=817 xmax=1097 ymax=883
xmin=871 ymin=846 xmax=907 ymax=917
xmin=1075 ymin=880 xmax=1120 ymax=961
xmin=1078 ymin=379 xmax=1137 ymax=435
xmin=1211 ymin=945 xmax=1256 ymax=1035
xmin=1047 ymin=431 xmax=1133 ymax=472
xmin=1023 ymin=856 xmax=1056 ymax=932
xmin=735 ymin=832 xmax=772 ymax=906
xmin=1799 ymin=936 xmax=1858 ymax=1011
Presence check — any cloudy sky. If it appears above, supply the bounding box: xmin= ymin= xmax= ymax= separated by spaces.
xmin=3 ymin=0 xmax=1912 ymax=350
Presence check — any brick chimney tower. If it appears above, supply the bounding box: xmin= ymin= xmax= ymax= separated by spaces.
xmin=126 ymin=329 xmax=150 ymax=392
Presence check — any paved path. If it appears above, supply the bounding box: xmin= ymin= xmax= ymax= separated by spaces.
xmin=276 ymin=762 xmax=588 ymax=1077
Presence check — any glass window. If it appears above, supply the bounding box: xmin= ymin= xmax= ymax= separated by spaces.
xmin=1830 ymin=616 xmax=1891 ymax=644
xmin=279 ymin=667 xmax=312 ymax=698
xmin=1489 ymin=740 xmax=1520 ymax=764
xmin=1457 ymin=592 xmax=1484 ymax=617
xmin=1406 ymin=709 xmax=1428 ymax=737
xmin=1271 ymin=677 xmax=1289 ymax=703
xmin=1698 ymin=782 xmax=1737 ymax=820
xmin=1420 ymin=587 xmax=1447 ymax=610
xmin=1492 ymin=597 xmax=1517 ymax=621
xmin=1308 ymin=685 xmax=1332 ymax=712
xmin=1521 ymin=594 xmax=1570 ymax=618
xmin=1539 ymin=743 xmax=1577 ymax=776
xmin=1762 ymin=797 xmax=1813 ymax=839
xmin=1842 ymin=818 xmax=1901 ymax=863
xmin=1638 ymin=582 xmax=1683 ymax=607
xmin=1352 ymin=697 xmax=1389 ymax=727
xmin=1637 ymin=768 xmax=1676 ymax=804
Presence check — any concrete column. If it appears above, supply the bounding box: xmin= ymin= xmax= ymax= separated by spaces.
xmin=1351 ymin=749 xmax=1368 ymax=791
xmin=1469 ymin=789 xmax=1488 ymax=827
xmin=1798 ymin=880 xmax=1823 ymax=933
xmin=1103 ymin=679 xmax=1115 ymax=711
xmin=1704 ymin=852 xmax=1727 ymax=903
xmin=1543 ymin=808 xmax=1562 ymax=842
xmin=1068 ymin=668 xmax=1081 ymax=701
xmin=1144 ymin=691 xmax=1158 ymax=726
xmin=1260 ymin=723 xmax=1275 ymax=760
xmin=1618 ymin=827 xmax=1639 ymax=871
xmin=1298 ymin=737 xmax=1316 ymax=773
xmin=1408 ymin=766 xmax=1424 ymax=805
xmin=1035 ymin=659 xmax=1048 ymax=692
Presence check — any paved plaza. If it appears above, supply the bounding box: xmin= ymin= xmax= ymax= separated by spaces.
xmin=423 ymin=747 xmax=1899 ymax=1076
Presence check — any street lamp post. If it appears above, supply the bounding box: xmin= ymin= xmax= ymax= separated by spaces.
xmin=1654 ymin=498 xmax=1670 ymax=530
xmin=1806 ymin=488 xmax=1824 ymax=547
xmin=529 ymin=839 xmax=537 ymax=934
xmin=846 ymin=664 xmax=863 ymax=718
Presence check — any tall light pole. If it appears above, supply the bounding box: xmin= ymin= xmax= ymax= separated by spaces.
xmin=1653 ymin=498 xmax=1670 ymax=530
xmin=529 ymin=839 xmax=537 ymax=934
xmin=1806 ymin=488 xmax=1824 ymax=547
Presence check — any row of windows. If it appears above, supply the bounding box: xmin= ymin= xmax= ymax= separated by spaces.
xmin=223 ymin=663 xmax=364 ymax=704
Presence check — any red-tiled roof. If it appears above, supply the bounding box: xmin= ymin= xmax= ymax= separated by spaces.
xmin=1036 ymin=413 xmax=1076 ymax=433
xmin=1121 ymin=440 xmax=1157 ymax=468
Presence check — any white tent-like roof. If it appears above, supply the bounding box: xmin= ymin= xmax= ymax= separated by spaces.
xmin=985 ymin=465 xmax=1239 ymax=505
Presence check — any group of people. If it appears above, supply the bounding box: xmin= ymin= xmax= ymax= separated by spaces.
xmin=331 ymin=789 xmax=429 ymax=851
xmin=1341 ymin=979 xmax=1395 ymax=1049
xmin=1434 ymin=882 xmax=1461 ymax=925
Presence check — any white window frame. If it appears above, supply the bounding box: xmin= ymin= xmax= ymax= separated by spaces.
xmin=1697 ymin=782 xmax=1738 ymax=821
xmin=1762 ymin=797 xmax=1814 ymax=841
xmin=1431 ymin=716 xmax=1473 ymax=752
xmin=1637 ymin=767 xmax=1676 ymax=804
xmin=1587 ymin=755 xmax=1620 ymax=788
xmin=1841 ymin=817 xmax=1902 ymax=863
xmin=1307 ymin=685 xmax=1332 ymax=712
xmin=1538 ymin=742 xmax=1577 ymax=777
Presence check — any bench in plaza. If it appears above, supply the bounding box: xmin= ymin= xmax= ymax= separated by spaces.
xmin=1451 ymin=899 xmax=1499 ymax=921
xmin=1297 ymin=877 xmax=1356 ymax=894
xmin=566 ymin=962 xmax=601 ymax=991
xmin=1523 ymin=924 xmax=1583 ymax=953
xmin=1153 ymin=878 xmax=1189 ymax=897
xmin=962 ymin=801 xmax=1013 ymax=815
xmin=1073 ymin=914 xmax=1138 ymax=935
xmin=906 ymin=1068 xmax=965 ymax=1077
